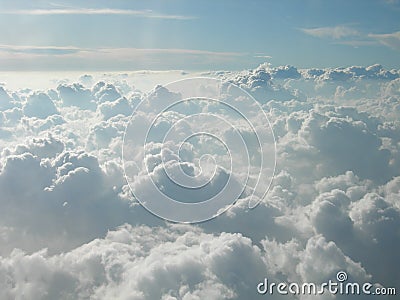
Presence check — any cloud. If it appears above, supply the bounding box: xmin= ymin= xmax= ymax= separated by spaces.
xmin=98 ymin=97 xmax=132 ymax=120
xmin=226 ymin=65 xmax=301 ymax=102
xmin=12 ymin=135 xmax=65 ymax=159
xmin=0 ymin=146 xmax=162 ymax=254
xmin=0 ymin=8 xmax=195 ymax=20
xmin=0 ymin=225 xmax=264 ymax=300
xmin=300 ymin=26 xmax=359 ymax=39
xmin=0 ymin=64 xmax=399 ymax=298
xmin=0 ymin=223 xmax=379 ymax=300
xmin=0 ymin=46 xmax=245 ymax=71
xmin=384 ymin=0 xmax=400 ymax=4
xmin=300 ymin=25 xmax=400 ymax=51
xmin=312 ymin=191 xmax=400 ymax=290
xmin=0 ymin=87 xmax=16 ymax=111
xmin=57 ymin=83 xmax=96 ymax=110
xmin=254 ymin=55 xmax=272 ymax=59
xmin=267 ymin=65 xmax=301 ymax=80
xmin=368 ymin=31 xmax=400 ymax=50
xmin=0 ymin=45 xmax=81 ymax=56
xmin=23 ymin=92 xmax=59 ymax=119
xmin=93 ymin=82 xmax=122 ymax=103
xmin=334 ymin=40 xmax=378 ymax=47
xmin=298 ymin=110 xmax=393 ymax=183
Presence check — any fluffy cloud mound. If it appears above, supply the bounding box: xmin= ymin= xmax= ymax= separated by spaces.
xmin=0 ymin=224 xmax=378 ymax=300
xmin=298 ymin=64 xmax=399 ymax=81
xmin=57 ymin=83 xmax=96 ymax=110
xmin=0 ymin=226 xmax=245 ymax=299
xmin=298 ymin=109 xmax=392 ymax=182
xmin=0 ymin=87 xmax=18 ymax=111
xmin=93 ymin=82 xmax=122 ymax=103
xmin=226 ymin=65 xmax=302 ymax=102
xmin=0 ymin=64 xmax=399 ymax=299
xmin=98 ymin=97 xmax=132 ymax=120
xmin=23 ymin=93 xmax=59 ymax=119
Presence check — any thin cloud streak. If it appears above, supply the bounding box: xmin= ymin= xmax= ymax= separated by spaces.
xmin=333 ymin=40 xmax=378 ymax=47
xmin=0 ymin=45 xmax=246 ymax=70
xmin=368 ymin=31 xmax=400 ymax=50
xmin=0 ymin=8 xmax=195 ymax=20
xmin=300 ymin=25 xmax=400 ymax=51
xmin=300 ymin=26 xmax=360 ymax=39
xmin=0 ymin=44 xmax=242 ymax=57
xmin=0 ymin=44 xmax=83 ymax=50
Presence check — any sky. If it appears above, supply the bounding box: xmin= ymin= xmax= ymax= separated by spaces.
xmin=0 ymin=0 xmax=399 ymax=71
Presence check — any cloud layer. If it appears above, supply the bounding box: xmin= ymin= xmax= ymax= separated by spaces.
xmin=0 ymin=64 xmax=399 ymax=299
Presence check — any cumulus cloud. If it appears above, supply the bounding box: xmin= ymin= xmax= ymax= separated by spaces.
xmin=93 ymin=82 xmax=122 ymax=103
xmin=57 ymin=83 xmax=96 ymax=110
xmin=98 ymin=97 xmax=132 ymax=120
xmin=0 ymin=64 xmax=399 ymax=299
xmin=0 ymin=224 xmax=381 ymax=300
xmin=0 ymin=146 xmax=163 ymax=255
xmin=23 ymin=92 xmax=59 ymax=119
xmin=226 ymin=65 xmax=303 ymax=102
xmin=0 ymin=87 xmax=17 ymax=111
xmin=298 ymin=110 xmax=392 ymax=182
xmin=0 ymin=225 xmax=257 ymax=299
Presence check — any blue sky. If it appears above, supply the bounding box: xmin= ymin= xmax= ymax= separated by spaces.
xmin=0 ymin=0 xmax=399 ymax=70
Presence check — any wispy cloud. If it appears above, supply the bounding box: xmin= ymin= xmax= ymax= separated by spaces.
xmin=254 ymin=55 xmax=272 ymax=59
xmin=300 ymin=25 xmax=400 ymax=51
xmin=0 ymin=44 xmax=83 ymax=55
xmin=0 ymin=45 xmax=242 ymax=57
xmin=0 ymin=45 xmax=245 ymax=70
xmin=300 ymin=26 xmax=359 ymax=39
xmin=368 ymin=31 xmax=400 ymax=50
xmin=333 ymin=40 xmax=378 ymax=47
xmin=383 ymin=0 xmax=400 ymax=5
xmin=0 ymin=8 xmax=195 ymax=20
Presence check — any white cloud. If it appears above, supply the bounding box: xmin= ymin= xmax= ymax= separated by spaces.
xmin=23 ymin=92 xmax=59 ymax=119
xmin=297 ymin=110 xmax=393 ymax=182
xmin=98 ymin=97 xmax=132 ymax=120
xmin=0 ymin=224 xmax=380 ymax=300
xmin=0 ymin=225 xmax=263 ymax=300
xmin=0 ymin=8 xmax=195 ymax=20
xmin=0 ymin=45 xmax=245 ymax=71
xmin=368 ymin=31 xmax=400 ymax=50
xmin=0 ymin=87 xmax=17 ymax=111
xmin=0 ymin=44 xmax=82 ymax=56
xmin=93 ymin=82 xmax=122 ymax=103
xmin=300 ymin=26 xmax=359 ymax=39
xmin=57 ymin=83 xmax=95 ymax=110
xmin=0 ymin=64 xmax=399 ymax=298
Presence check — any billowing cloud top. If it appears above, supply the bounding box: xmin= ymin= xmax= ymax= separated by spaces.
xmin=0 ymin=64 xmax=399 ymax=299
